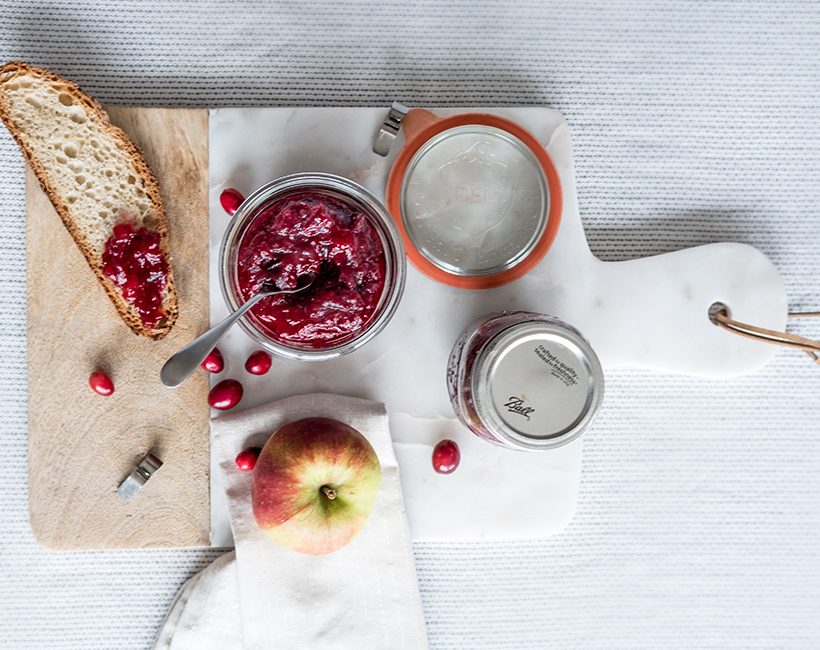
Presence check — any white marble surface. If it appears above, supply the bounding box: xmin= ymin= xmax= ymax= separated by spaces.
xmin=208 ymin=107 xmax=786 ymax=544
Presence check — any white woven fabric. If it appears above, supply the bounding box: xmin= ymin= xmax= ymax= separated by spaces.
xmin=153 ymin=552 xmax=241 ymax=650
xmin=0 ymin=1 xmax=819 ymax=648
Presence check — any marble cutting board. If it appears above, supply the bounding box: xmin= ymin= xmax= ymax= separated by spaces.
xmin=207 ymin=107 xmax=786 ymax=545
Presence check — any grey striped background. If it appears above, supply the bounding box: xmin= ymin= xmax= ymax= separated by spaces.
xmin=1 ymin=1 xmax=819 ymax=648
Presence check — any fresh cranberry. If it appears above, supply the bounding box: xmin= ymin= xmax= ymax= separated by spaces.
xmin=201 ymin=348 xmax=224 ymax=373
xmin=432 ymin=439 xmax=460 ymax=474
xmin=208 ymin=379 xmax=243 ymax=410
xmin=220 ymin=188 xmax=245 ymax=216
xmin=235 ymin=447 xmax=261 ymax=471
xmin=245 ymin=350 xmax=272 ymax=375
xmin=102 ymin=222 xmax=169 ymax=329
xmin=236 ymin=193 xmax=386 ymax=349
xmin=88 ymin=370 xmax=114 ymax=397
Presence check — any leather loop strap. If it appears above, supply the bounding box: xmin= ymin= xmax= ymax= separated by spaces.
xmin=713 ymin=308 xmax=820 ymax=363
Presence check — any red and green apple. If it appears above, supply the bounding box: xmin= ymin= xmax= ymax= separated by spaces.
xmin=252 ymin=417 xmax=381 ymax=555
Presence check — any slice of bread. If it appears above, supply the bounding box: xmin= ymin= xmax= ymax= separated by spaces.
xmin=0 ymin=61 xmax=177 ymax=339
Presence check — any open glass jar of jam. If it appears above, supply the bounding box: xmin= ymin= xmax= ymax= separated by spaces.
xmin=219 ymin=173 xmax=406 ymax=360
xmin=447 ymin=312 xmax=604 ymax=451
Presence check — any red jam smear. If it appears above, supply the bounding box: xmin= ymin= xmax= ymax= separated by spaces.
xmin=236 ymin=192 xmax=386 ymax=348
xmin=102 ymin=223 xmax=169 ymax=329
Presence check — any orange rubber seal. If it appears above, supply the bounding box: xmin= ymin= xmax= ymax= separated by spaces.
xmin=385 ymin=109 xmax=563 ymax=289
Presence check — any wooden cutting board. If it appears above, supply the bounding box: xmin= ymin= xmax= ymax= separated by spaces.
xmin=26 ymin=107 xmax=211 ymax=549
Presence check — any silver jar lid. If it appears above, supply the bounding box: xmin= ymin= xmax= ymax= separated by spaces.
xmin=471 ymin=319 xmax=604 ymax=451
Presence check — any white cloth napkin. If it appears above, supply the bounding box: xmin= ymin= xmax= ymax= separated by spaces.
xmin=154 ymin=551 xmax=242 ymax=648
xmin=158 ymin=393 xmax=428 ymax=650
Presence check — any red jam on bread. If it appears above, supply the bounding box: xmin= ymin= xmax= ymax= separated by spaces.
xmin=102 ymin=223 xmax=170 ymax=330
xmin=236 ymin=192 xmax=386 ymax=349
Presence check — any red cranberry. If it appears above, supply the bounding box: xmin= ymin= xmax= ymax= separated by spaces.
xmin=208 ymin=379 xmax=243 ymax=410
xmin=432 ymin=439 xmax=460 ymax=474
xmin=235 ymin=447 xmax=261 ymax=472
xmin=245 ymin=350 xmax=272 ymax=375
xmin=220 ymin=188 xmax=245 ymax=216
xmin=88 ymin=370 xmax=114 ymax=397
xmin=201 ymin=348 xmax=224 ymax=373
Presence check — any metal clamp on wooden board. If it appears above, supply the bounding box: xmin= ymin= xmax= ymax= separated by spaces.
xmin=117 ymin=452 xmax=163 ymax=501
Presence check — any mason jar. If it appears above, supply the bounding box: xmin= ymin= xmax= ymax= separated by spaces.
xmin=447 ymin=311 xmax=604 ymax=451
xmin=219 ymin=172 xmax=406 ymax=361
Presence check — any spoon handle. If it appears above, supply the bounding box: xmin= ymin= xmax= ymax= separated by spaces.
xmin=160 ymin=293 xmax=264 ymax=388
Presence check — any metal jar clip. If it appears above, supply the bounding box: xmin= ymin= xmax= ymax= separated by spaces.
xmin=372 ymin=102 xmax=409 ymax=156
xmin=117 ymin=452 xmax=163 ymax=501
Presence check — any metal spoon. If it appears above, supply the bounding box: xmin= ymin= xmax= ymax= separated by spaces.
xmin=160 ymin=282 xmax=312 ymax=388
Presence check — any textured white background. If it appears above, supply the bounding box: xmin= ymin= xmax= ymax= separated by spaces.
xmin=1 ymin=1 xmax=819 ymax=648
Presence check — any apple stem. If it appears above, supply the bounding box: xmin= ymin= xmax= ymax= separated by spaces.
xmin=321 ymin=485 xmax=337 ymax=500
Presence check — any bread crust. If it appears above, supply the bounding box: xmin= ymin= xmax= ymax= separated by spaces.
xmin=0 ymin=61 xmax=178 ymax=339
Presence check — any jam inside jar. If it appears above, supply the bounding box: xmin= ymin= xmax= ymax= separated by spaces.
xmin=236 ymin=192 xmax=387 ymax=349
xmin=221 ymin=173 xmax=406 ymax=361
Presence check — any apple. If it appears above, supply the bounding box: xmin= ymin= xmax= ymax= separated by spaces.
xmin=252 ymin=417 xmax=381 ymax=555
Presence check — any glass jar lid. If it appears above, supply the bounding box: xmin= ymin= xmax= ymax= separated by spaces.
xmin=385 ymin=110 xmax=563 ymax=290
xmin=400 ymin=125 xmax=549 ymax=277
